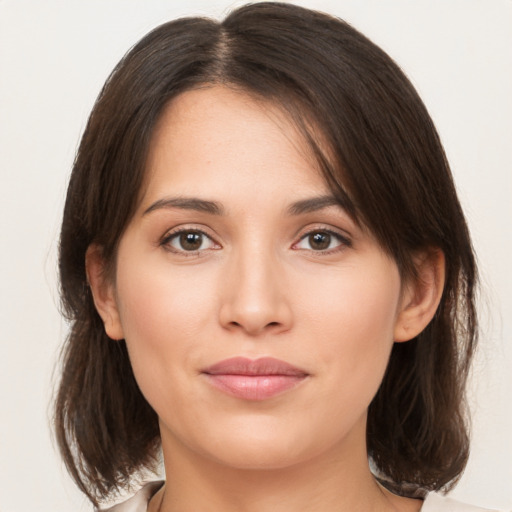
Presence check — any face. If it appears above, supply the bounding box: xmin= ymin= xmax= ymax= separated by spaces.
xmin=96 ymin=86 xmax=414 ymax=472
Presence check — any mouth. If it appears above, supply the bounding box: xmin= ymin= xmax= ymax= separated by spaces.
xmin=201 ymin=357 xmax=309 ymax=401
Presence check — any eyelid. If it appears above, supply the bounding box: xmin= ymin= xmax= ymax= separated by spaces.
xmin=160 ymin=225 xmax=222 ymax=254
xmin=292 ymin=225 xmax=353 ymax=253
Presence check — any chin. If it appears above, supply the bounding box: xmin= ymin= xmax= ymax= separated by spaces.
xmin=190 ymin=417 xmax=352 ymax=472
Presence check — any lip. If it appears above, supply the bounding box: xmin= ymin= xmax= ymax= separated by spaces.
xmin=201 ymin=357 xmax=309 ymax=401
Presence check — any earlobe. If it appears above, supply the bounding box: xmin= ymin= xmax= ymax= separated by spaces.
xmin=394 ymin=249 xmax=445 ymax=343
xmin=85 ymin=244 xmax=124 ymax=341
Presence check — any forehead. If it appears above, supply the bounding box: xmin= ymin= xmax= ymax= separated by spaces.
xmin=141 ymin=85 xmax=333 ymax=208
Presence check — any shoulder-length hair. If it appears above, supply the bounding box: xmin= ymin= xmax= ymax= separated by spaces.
xmin=55 ymin=2 xmax=477 ymax=505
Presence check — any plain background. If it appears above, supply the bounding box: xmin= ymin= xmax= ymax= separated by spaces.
xmin=0 ymin=0 xmax=511 ymax=510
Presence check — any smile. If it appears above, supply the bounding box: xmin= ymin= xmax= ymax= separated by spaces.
xmin=201 ymin=357 xmax=309 ymax=401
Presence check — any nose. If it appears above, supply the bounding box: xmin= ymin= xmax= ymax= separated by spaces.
xmin=218 ymin=246 xmax=293 ymax=336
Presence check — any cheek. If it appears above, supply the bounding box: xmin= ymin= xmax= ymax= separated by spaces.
xmin=116 ymin=253 xmax=218 ymax=334
xmin=299 ymin=261 xmax=401 ymax=336
xmin=113 ymin=258 xmax=218 ymax=400
xmin=295 ymin=262 xmax=401 ymax=400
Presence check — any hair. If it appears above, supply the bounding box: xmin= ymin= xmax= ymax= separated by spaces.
xmin=54 ymin=2 xmax=477 ymax=506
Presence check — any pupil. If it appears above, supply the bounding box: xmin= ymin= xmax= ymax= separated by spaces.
xmin=310 ymin=232 xmax=330 ymax=250
xmin=180 ymin=232 xmax=202 ymax=250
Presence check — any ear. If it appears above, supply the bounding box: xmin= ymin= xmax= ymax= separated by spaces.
xmin=394 ymin=249 xmax=445 ymax=343
xmin=85 ymin=244 xmax=124 ymax=341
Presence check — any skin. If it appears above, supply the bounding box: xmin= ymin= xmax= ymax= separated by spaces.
xmin=88 ymin=86 xmax=444 ymax=512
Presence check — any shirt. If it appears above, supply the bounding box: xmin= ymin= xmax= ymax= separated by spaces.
xmin=99 ymin=481 xmax=504 ymax=512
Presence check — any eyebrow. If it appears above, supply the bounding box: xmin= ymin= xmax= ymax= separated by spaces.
xmin=287 ymin=195 xmax=346 ymax=215
xmin=143 ymin=194 xmax=347 ymax=217
xmin=143 ymin=197 xmax=224 ymax=216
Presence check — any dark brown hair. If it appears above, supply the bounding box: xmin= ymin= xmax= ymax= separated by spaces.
xmin=55 ymin=2 xmax=477 ymax=505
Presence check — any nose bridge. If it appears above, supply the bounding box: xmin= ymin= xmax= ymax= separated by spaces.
xmin=219 ymin=237 xmax=292 ymax=335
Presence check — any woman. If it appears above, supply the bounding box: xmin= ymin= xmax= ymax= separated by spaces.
xmin=54 ymin=3 xmax=499 ymax=511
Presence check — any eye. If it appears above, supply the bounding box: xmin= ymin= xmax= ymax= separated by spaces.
xmin=294 ymin=229 xmax=351 ymax=252
xmin=161 ymin=229 xmax=219 ymax=254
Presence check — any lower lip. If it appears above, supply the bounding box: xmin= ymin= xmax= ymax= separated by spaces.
xmin=204 ymin=374 xmax=306 ymax=401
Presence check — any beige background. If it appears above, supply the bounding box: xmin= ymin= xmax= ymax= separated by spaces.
xmin=0 ymin=0 xmax=511 ymax=510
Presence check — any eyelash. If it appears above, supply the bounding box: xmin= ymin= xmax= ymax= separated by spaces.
xmin=160 ymin=227 xmax=220 ymax=256
xmin=294 ymin=228 xmax=352 ymax=254
xmin=160 ymin=227 xmax=352 ymax=256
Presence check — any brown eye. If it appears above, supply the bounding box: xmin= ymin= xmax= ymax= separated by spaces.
xmin=294 ymin=229 xmax=350 ymax=253
xmin=179 ymin=232 xmax=203 ymax=251
xmin=163 ymin=229 xmax=217 ymax=253
xmin=308 ymin=232 xmax=331 ymax=250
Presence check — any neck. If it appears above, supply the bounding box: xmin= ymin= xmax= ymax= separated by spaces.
xmin=152 ymin=422 xmax=421 ymax=512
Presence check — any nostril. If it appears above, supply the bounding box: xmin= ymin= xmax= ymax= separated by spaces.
xmin=227 ymin=320 xmax=281 ymax=333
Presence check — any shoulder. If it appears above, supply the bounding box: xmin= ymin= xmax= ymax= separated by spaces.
xmin=422 ymin=492 xmax=507 ymax=512
xmin=96 ymin=481 xmax=164 ymax=512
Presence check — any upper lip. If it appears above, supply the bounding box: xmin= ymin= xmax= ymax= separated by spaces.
xmin=202 ymin=357 xmax=308 ymax=377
